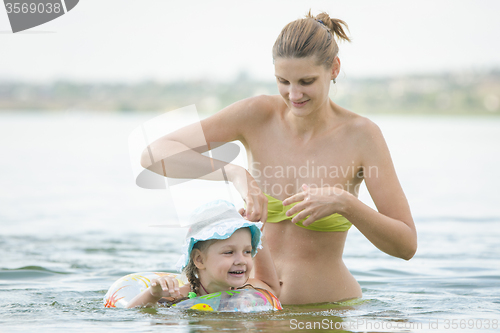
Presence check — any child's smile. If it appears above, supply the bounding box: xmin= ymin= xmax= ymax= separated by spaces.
xmin=197 ymin=228 xmax=254 ymax=293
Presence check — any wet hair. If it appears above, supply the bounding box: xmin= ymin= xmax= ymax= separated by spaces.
xmin=272 ymin=10 xmax=351 ymax=68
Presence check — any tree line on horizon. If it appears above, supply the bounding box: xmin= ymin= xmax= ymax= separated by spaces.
xmin=0 ymin=70 xmax=499 ymax=115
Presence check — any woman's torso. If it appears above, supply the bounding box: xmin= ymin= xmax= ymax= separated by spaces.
xmin=240 ymin=95 xmax=364 ymax=304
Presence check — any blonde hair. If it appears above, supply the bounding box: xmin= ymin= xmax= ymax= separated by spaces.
xmin=182 ymin=227 xmax=256 ymax=295
xmin=182 ymin=239 xmax=217 ymax=295
xmin=272 ymin=10 xmax=351 ymax=68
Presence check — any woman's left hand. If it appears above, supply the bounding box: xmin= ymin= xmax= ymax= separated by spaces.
xmin=282 ymin=184 xmax=350 ymax=227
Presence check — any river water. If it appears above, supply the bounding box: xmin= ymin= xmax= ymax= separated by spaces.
xmin=0 ymin=111 xmax=499 ymax=332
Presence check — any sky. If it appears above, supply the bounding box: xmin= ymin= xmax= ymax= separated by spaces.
xmin=1 ymin=0 xmax=499 ymax=83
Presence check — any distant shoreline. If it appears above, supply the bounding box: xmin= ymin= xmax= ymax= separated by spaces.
xmin=1 ymin=70 xmax=499 ymax=115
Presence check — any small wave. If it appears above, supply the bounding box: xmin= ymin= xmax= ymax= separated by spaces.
xmin=84 ymin=247 xmax=118 ymax=253
xmin=369 ymin=268 xmax=415 ymax=276
xmin=0 ymin=266 xmax=70 ymax=280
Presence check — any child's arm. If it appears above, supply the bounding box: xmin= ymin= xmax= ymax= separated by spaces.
xmin=126 ymin=276 xmax=182 ymax=308
xmin=249 ymin=235 xmax=281 ymax=297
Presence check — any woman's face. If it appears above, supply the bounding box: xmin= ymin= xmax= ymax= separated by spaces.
xmin=195 ymin=228 xmax=254 ymax=292
xmin=274 ymin=56 xmax=338 ymax=116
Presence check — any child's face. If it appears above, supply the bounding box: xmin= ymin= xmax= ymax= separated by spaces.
xmin=197 ymin=228 xmax=254 ymax=291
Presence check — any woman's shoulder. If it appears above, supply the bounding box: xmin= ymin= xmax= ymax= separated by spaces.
xmin=200 ymin=95 xmax=282 ymax=143
xmin=337 ymin=109 xmax=390 ymax=162
xmin=233 ymin=94 xmax=282 ymax=117
xmin=336 ymin=106 xmax=382 ymax=138
xmin=214 ymin=95 xmax=282 ymax=125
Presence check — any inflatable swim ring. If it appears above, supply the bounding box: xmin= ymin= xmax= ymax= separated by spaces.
xmin=104 ymin=272 xmax=182 ymax=308
xmin=104 ymin=272 xmax=282 ymax=312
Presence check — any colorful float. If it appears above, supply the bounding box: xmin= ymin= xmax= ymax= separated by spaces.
xmin=104 ymin=272 xmax=282 ymax=312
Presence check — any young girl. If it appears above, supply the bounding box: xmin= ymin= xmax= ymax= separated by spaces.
xmin=126 ymin=200 xmax=280 ymax=308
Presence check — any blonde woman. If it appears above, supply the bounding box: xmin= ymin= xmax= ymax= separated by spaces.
xmin=141 ymin=11 xmax=417 ymax=304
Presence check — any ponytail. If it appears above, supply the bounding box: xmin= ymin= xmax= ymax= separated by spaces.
xmin=273 ymin=10 xmax=351 ymax=68
xmin=314 ymin=11 xmax=351 ymax=43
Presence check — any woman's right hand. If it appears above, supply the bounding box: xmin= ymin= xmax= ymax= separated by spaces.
xmin=149 ymin=276 xmax=181 ymax=299
xmin=227 ymin=165 xmax=268 ymax=222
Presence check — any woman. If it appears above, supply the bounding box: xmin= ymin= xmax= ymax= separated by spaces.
xmin=141 ymin=11 xmax=417 ymax=304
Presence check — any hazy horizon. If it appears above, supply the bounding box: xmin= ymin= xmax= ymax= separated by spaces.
xmin=1 ymin=0 xmax=500 ymax=83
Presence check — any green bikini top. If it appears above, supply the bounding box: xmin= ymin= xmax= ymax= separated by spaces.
xmin=264 ymin=193 xmax=352 ymax=232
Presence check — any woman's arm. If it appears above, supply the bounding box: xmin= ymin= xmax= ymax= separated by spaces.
xmin=344 ymin=119 xmax=417 ymax=260
xmin=249 ymin=236 xmax=281 ymax=298
xmin=249 ymin=235 xmax=281 ymax=297
xmin=140 ymin=96 xmax=272 ymax=221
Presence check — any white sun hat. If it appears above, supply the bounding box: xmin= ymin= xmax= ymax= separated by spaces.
xmin=175 ymin=200 xmax=263 ymax=272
